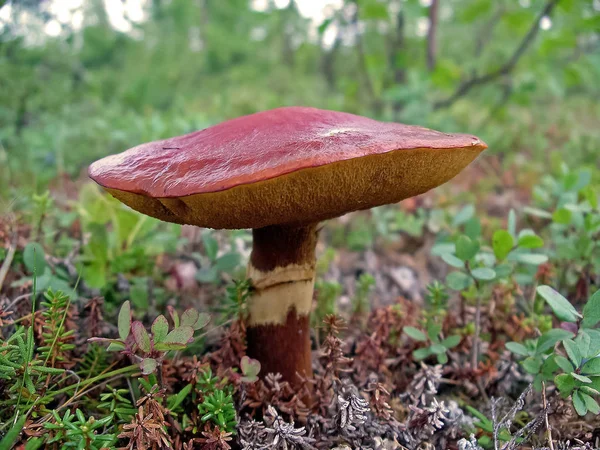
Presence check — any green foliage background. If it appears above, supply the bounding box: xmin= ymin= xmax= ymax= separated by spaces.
xmin=0 ymin=0 xmax=598 ymax=201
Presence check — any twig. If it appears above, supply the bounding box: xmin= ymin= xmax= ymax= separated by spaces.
xmin=542 ymin=381 xmax=555 ymax=450
xmin=434 ymin=0 xmax=560 ymax=109
xmin=0 ymin=230 xmax=17 ymax=293
xmin=426 ymin=0 xmax=439 ymax=71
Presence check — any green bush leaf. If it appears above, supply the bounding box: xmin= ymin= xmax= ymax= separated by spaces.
xmin=582 ymin=357 xmax=600 ymax=375
xmin=441 ymin=335 xmax=461 ymax=349
xmin=581 ymin=392 xmax=600 ymax=414
xmin=583 ymin=289 xmax=600 ymax=328
xmin=471 ymin=267 xmax=496 ymax=281
xmin=413 ymin=348 xmax=432 ymax=360
xmin=518 ymin=234 xmax=544 ymax=249
xmin=554 ymin=355 xmax=575 ymax=373
xmin=446 ymin=271 xmax=472 ymax=291
xmin=536 ymin=329 xmax=573 ymax=353
xmin=132 ymin=321 xmax=151 ymax=353
xmin=511 ymin=253 xmax=548 ymax=265
xmin=506 ymin=342 xmax=529 ymax=356
xmin=202 ymin=232 xmax=219 ymax=261
xmin=118 ymin=301 xmax=131 ymax=341
xmin=151 ymin=315 xmax=169 ymax=344
xmin=140 ymin=358 xmax=157 ymax=375
xmin=522 ymin=356 xmax=543 ymax=374
xmin=492 ymin=230 xmax=514 ymax=261
xmin=552 ymin=208 xmax=572 ymax=224
xmin=564 ymin=339 xmax=583 ymax=368
xmin=214 ymin=253 xmax=241 ymax=273
xmin=452 ymin=204 xmax=475 ymax=226
xmin=572 ymin=391 xmax=588 ymax=416
xmin=181 ymin=309 xmax=200 ymax=328
xmin=404 ymin=326 xmax=427 ymax=342
xmin=571 ymin=373 xmax=591 ymax=383
xmin=23 ymin=242 xmax=46 ymax=274
xmin=164 ymin=326 xmax=194 ymax=346
xmin=240 ymin=356 xmax=261 ymax=382
xmin=537 ymin=285 xmax=582 ymax=323
xmin=455 ymin=235 xmax=480 ymax=262
xmin=555 ymin=373 xmax=576 ymax=396
xmin=441 ymin=253 xmax=464 ymax=268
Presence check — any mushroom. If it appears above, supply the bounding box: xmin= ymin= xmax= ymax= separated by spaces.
xmin=88 ymin=106 xmax=486 ymax=385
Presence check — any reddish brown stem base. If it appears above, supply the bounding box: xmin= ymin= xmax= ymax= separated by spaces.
xmin=246 ymin=308 xmax=312 ymax=385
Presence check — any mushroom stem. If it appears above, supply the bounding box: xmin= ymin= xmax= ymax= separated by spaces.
xmin=246 ymin=223 xmax=319 ymax=385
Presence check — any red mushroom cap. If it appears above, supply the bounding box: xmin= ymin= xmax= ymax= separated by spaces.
xmin=89 ymin=107 xmax=486 ymax=229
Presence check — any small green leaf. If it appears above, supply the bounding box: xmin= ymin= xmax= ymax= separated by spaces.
xmin=132 ymin=321 xmax=151 ymax=353
xmin=413 ymin=348 xmax=432 ymax=360
xmin=537 ymin=285 xmax=582 ymax=323
xmin=583 ymin=289 xmax=600 ymax=328
xmin=553 ymin=208 xmax=572 ymax=224
xmin=452 ymin=204 xmax=475 ymax=226
xmin=572 ymin=373 xmax=592 ymax=383
xmin=455 ymin=235 xmax=480 ymax=262
xmin=522 ymin=356 xmax=543 ymax=374
xmin=582 ymin=357 xmax=600 ymax=375
xmin=554 ymin=355 xmax=575 ymax=373
xmin=506 ymin=342 xmax=529 ymax=357
xmin=511 ymin=253 xmax=549 ymax=265
xmin=164 ymin=326 xmax=194 ymax=346
xmin=537 ymin=329 xmax=574 ymax=353
xmin=441 ymin=335 xmax=461 ymax=349
xmin=581 ymin=392 xmax=600 ymax=414
xmin=240 ymin=356 xmax=261 ymax=382
xmin=118 ymin=301 xmax=131 ymax=341
xmin=430 ymin=343 xmax=446 ymax=354
xmin=404 ymin=326 xmax=427 ymax=342
xmin=23 ymin=242 xmax=46 ymax=274
xmin=572 ymin=391 xmax=588 ymax=416
xmin=524 ymin=206 xmax=552 ymax=219
xmin=585 ymin=329 xmax=600 ymax=358
xmin=151 ymin=315 xmax=169 ymax=344
xmin=441 ymin=253 xmax=465 ymax=268
xmin=518 ymin=234 xmax=544 ymax=249
xmin=181 ymin=309 xmax=200 ymax=328
xmin=446 ymin=271 xmax=473 ymax=291
xmin=202 ymin=232 xmax=219 ymax=261
xmin=471 ymin=267 xmax=496 ymax=281
xmin=555 ymin=373 xmax=576 ymax=396
xmin=492 ymin=230 xmax=514 ymax=261
xmin=107 ymin=341 xmax=126 ymax=352
xmin=507 ymin=209 xmax=517 ymax=238
xmin=214 ymin=253 xmax=241 ymax=273
xmin=193 ymin=313 xmax=210 ymax=330
xmin=140 ymin=358 xmax=157 ymax=375
xmin=564 ymin=339 xmax=583 ymax=368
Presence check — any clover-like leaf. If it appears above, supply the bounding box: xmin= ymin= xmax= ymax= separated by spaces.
xmin=151 ymin=315 xmax=169 ymax=344
xmin=132 ymin=321 xmax=151 ymax=353
xmin=140 ymin=358 xmax=157 ymax=375
xmin=118 ymin=301 xmax=132 ymax=341
xmin=517 ymin=234 xmax=544 ymax=249
xmin=537 ymin=285 xmax=582 ymax=323
xmin=554 ymin=373 xmax=576 ymax=396
xmin=240 ymin=356 xmax=261 ymax=382
xmin=492 ymin=230 xmax=513 ymax=261
xmin=455 ymin=235 xmax=479 ymax=262
xmin=446 ymin=271 xmax=473 ymax=291
xmin=583 ymin=289 xmax=600 ymax=328
xmin=24 ymin=242 xmax=47 ymax=274
xmin=404 ymin=326 xmax=427 ymax=342
xmin=471 ymin=267 xmax=496 ymax=281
